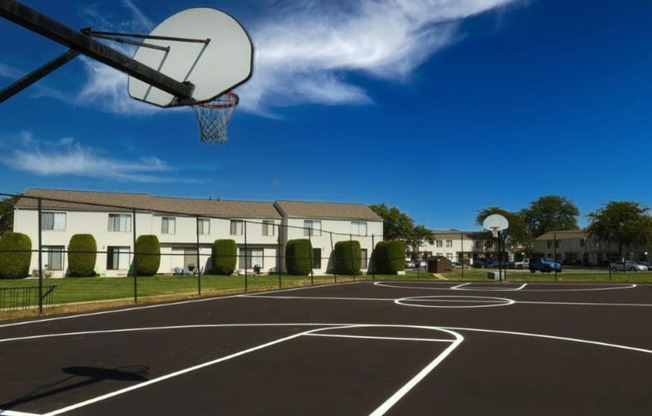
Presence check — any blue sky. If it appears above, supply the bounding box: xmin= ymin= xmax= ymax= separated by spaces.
xmin=1 ymin=0 xmax=651 ymax=231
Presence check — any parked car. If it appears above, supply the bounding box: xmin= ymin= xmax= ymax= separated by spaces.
xmin=610 ymin=261 xmax=648 ymax=272
xmin=638 ymin=261 xmax=652 ymax=270
xmin=405 ymin=261 xmax=416 ymax=268
xmin=529 ymin=257 xmax=562 ymax=273
xmin=484 ymin=260 xmax=509 ymax=269
xmin=513 ymin=258 xmax=530 ymax=269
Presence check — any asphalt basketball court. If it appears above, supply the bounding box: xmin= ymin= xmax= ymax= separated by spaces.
xmin=1 ymin=280 xmax=651 ymax=415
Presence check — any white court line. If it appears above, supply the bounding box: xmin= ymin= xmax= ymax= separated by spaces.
xmin=0 ymin=281 xmax=360 ymax=329
xmin=240 ymin=294 xmax=395 ymax=302
xmin=454 ymin=283 xmax=527 ymax=291
xmin=442 ymin=326 xmax=652 ymax=355
xmin=11 ymin=323 xmax=460 ymax=416
xmin=516 ymin=300 xmax=652 ymax=307
xmin=0 ymin=410 xmax=42 ymax=416
xmin=305 ymin=333 xmax=453 ymax=343
xmin=376 ymin=281 xmax=638 ymax=292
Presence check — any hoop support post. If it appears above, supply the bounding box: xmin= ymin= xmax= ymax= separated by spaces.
xmin=0 ymin=0 xmax=195 ymax=100
xmin=0 ymin=49 xmax=79 ymax=103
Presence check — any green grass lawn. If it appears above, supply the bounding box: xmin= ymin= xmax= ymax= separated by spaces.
xmin=1 ymin=269 xmax=650 ymax=320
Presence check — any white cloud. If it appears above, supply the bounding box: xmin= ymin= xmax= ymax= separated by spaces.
xmin=76 ymin=0 xmax=521 ymax=116
xmin=0 ymin=132 xmax=174 ymax=183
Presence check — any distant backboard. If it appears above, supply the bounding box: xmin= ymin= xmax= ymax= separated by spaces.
xmin=482 ymin=214 xmax=509 ymax=238
xmin=128 ymin=7 xmax=253 ymax=107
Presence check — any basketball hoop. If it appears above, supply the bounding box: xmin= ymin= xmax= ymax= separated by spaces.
xmin=489 ymin=227 xmax=500 ymax=239
xmin=191 ymin=92 xmax=239 ymax=144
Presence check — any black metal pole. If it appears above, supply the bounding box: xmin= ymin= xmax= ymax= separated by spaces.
xmin=244 ymin=222 xmax=248 ymax=292
xmin=37 ymin=197 xmax=43 ymax=314
xmin=350 ymin=233 xmax=355 ymax=281
xmin=277 ymin=228 xmax=282 ymax=288
xmin=0 ymin=0 xmax=195 ymax=100
xmin=196 ymin=216 xmax=201 ymax=296
xmin=371 ymin=234 xmax=376 ymax=280
xmin=461 ymin=231 xmax=464 ymax=281
xmin=132 ymin=208 xmax=138 ymax=303
xmin=330 ymin=232 xmax=336 ymax=283
xmin=554 ymin=232 xmax=558 ymax=282
xmin=0 ymin=49 xmax=80 ymax=103
xmin=308 ymin=232 xmax=313 ymax=285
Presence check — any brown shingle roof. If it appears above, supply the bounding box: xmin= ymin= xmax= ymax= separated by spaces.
xmin=274 ymin=200 xmax=381 ymax=221
xmin=535 ymin=230 xmax=586 ymax=241
xmin=16 ymin=189 xmax=281 ymax=219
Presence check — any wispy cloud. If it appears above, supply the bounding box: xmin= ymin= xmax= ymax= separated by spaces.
xmin=76 ymin=0 xmax=521 ymax=115
xmin=0 ymin=132 xmax=175 ymax=183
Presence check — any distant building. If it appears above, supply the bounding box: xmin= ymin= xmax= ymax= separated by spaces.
xmin=13 ymin=189 xmax=382 ymax=277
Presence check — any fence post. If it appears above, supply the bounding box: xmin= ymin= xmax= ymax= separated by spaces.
xmin=371 ymin=234 xmax=375 ymax=280
xmin=132 ymin=208 xmax=138 ymax=303
xmin=196 ymin=215 xmax=202 ymax=296
xmin=37 ymin=197 xmax=43 ymax=314
xmin=244 ymin=221 xmax=248 ymax=292
xmin=330 ymin=232 xmax=336 ymax=283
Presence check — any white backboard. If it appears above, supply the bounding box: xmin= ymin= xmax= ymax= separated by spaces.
xmin=128 ymin=7 xmax=253 ymax=107
xmin=482 ymin=214 xmax=509 ymax=234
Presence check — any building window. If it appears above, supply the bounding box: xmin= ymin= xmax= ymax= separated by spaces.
xmin=436 ymin=240 xmax=443 ymax=248
xmin=43 ymin=246 xmax=64 ymax=270
xmin=312 ymin=248 xmax=322 ymax=269
xmin=230 ymin=220 xmax=244 ymax=236
xmin=107 ymin=246 xmax=130 ymax=270
xmin=351 ymin=221 xmax=367 ymax=236
xmin=263 ymin=220 xmax=275 ymax=236
xmin=161 ymin=217 xmax=176 ymax=234
xmin=361 ymin=249 xmax=368 ymax=269
xmin=239 ymin=248 xmax=263 ymax=269
xmin=41 ymin=212 xmax=66 ymax=231
xmin=108 ymin=214 xmax=131 ymax=232
xmin=304 ymin=220 xmax=322 ymax=236
xmin=475 ymin=241 xmax=482 ymax=249
xmin=198 ymin=218 xmax=210 ymax=235
xmin=446 ymin=253 xmax=453 ymax=261
xmin=580 ymin=238 xmax=585 ymax=247
xmin=547 ymin=241 xmax=552 ymax=248
xmin=446 ymin=240 xmax=453 ymax=248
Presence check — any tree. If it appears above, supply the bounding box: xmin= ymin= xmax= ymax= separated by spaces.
xmin=406 ymin=225 xmax=435 ymax=261
xmin=369 ymin=204 xmax=414 ymax=241
xmin=522 ymin=195 xmax=579 ymax=238
xmin=586 ymin=201 xmax=652 ymax=259
xmin=475 ymin=207 xmax=530 ymax=252
xmin=0 ymin=194 xmax=20 ymax=236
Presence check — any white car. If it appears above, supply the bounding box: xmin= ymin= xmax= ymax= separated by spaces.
xmin=610 ymin=261 xmax=647 ymax=272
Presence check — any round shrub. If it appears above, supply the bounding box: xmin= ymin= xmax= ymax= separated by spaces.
xmin=286 ymin=239 xmax=312 ymax=275
xmin=0 ymin=232 xmax=32 ymax=279
xmin=371 ymin=240 xmax=405 ymax=274
xmin=67 ymin=234 xmax=97 ymax=277
xmin=133 ymin=235 xmax=160 ymax=276
xmin=333 ymin=240 xmax=361 ymax=275
xmin=212 ymin=239 xmax=237 ymax=275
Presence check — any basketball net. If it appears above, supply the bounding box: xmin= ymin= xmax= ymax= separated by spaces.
xmin=490 ymin=227 xmax=500 ymax=238
xmin=192 ymin=92 xmax=239 ymax=144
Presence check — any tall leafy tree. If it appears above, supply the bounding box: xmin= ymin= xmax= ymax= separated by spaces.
xmin=586 ymin=201 xmax=652 ymax=258
xmin=369 ymin=203 xmax=415 ymax=241
xmin=0 ymin=195 xmax=20 ymax=236
xmin=522 ymin=195 xmax=579 ymax=238
xmin=475 ymin=207 xmax=530 ymax=252
xmin=406 ymin=225 xmax=436 ymax=261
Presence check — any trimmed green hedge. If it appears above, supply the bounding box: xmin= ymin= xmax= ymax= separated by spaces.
xmin=371 ymin=240 xmax=405 ymax=274
xmin=286 ymin=239 xmax=312 ymax=276
xmin=67 ymin=234 xmax=97 ymax=277
xmin=0 ymin=232 xmax=32 ymax=279
xmin=333 ymin=240 xmax=361 ymax=275
xmin=212 ymin=239 xmax=237 ymax=275
xmin=133 ymin=235 xmax=160 ymax=276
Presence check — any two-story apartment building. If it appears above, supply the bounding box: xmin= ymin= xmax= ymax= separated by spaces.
xmin=13 ymin=189 xmax=382 ymax=277
xmin=274 ymin=200 xmax=383 ymax=273
xmin=417 ymin=230 xmax=508 ymax=266
xmin=533 ymin=230 xmax=651 ymax=266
